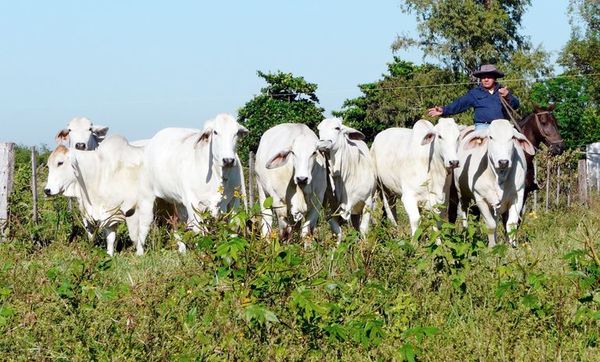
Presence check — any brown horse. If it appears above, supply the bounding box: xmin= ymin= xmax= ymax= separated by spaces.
xmin=517 ymin=104 xmax=565 ymax=197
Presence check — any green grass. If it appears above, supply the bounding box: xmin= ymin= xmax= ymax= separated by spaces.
xmin=1 ymin=197 xmax=599 ymax=361
xmin=1 ymin=151 xmax=599 ymax=360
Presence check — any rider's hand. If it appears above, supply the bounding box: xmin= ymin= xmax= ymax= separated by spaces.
xmin=427 ymin=106 xmax=443 ymax=117
xmin=498 ymin=87 xmax=509 ymax=98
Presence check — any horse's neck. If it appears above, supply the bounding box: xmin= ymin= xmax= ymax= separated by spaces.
xmin=520 ymin=115 xmax=541 ymax=148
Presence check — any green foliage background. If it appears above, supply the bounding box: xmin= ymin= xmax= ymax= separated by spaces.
xmin=237 ymin=71 xmax=325 ymax=161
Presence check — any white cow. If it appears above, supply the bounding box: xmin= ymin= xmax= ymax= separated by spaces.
xmin=316 ymin=117 xmax=376 ymax=242
xmin=136 ymin=113 xmax=248 ymax=249
xmin=255 ymin=123 xmax=327 ymax=241
xmin=56 ymin=117 xmax=109 ymax=150
xmin=44 ymin=136 xmax=145 ymax=256
xmin=371 ymin=118 xmax=461 ymax=235
xmin=453 ymin=119 xmax=534 ymax=247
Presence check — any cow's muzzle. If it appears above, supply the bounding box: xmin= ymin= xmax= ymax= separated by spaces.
xmin=222 ymin=157 xmax=235 ymax=167
xmin=75 ymin=143 xmax=86 ymax=150
xmin=497 ymin=159 xmax=510 ymax=170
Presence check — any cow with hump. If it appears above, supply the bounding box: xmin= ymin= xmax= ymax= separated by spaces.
xmin=55 ymin=117 xmax=109 ymax=151
xmin=316 ymin=117 xmax=376 ymax=243
xmin=136 ymin=113 xmax=248 ymax=251
xmin=371 ymin=118 xmax=461 ymax=235
xmin=255 ymin=123 xmax=327 ymax=242
xmin=453 ymin=119 xmax=535 ymax=247
xmin=44 ymin=135 xmax=144 ymax=256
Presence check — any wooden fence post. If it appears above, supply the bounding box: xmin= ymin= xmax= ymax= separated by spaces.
xmin=0 ymin=143 xmax=15 ymax=238
xmin=555 ymin=165 xmax=561 ymax=206
xmin=578 ymin=159 xmax=588 ymax=205
xmin=31 ymin=146 xmax=38 ymax=224
xmin=545 ymin=160 xmax=551 ymax=211
xmin=533 ymin=160 xmax=538 ymax=211
xmin=248 ymin=151 xmax=255 ymax=207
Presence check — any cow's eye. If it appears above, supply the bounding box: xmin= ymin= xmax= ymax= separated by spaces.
xmin=438 ymin=135 xmax=442 ymax=140
xmin=89 ymin=127 xmax=92 ymax=131
xmin=68 ymin=129 xmax=71 ymax=132
xmin=489 ymin=136 xmax=493 ymax=140
xmin=213 ymin=130 xmax=218 ymax=135
xmin=334 ymin=127 xmax=341 ymax=131
xmin=57 ymin=161 xmax=64 ymax=167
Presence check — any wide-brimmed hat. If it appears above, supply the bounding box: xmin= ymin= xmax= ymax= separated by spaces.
xmin=472 ymin=64 xmax=504 ymax=78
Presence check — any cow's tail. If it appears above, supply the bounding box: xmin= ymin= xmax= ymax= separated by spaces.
xmin=371 ymin=146 xmax=397 ymax=226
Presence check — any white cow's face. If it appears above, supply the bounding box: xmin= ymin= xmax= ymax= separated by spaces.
xmin=464 ymin=119 xmax=535 ymax=171
xmin=198 ymin=113 xmax=248 ymax=168
xmin=56 ymin=117 xmax=109 ymax=151
xmin=44 ymin=146 xmax=76 ymax=196
xmin=316 ymin=117 xmax=365 ymax=152
xmin=266 ymin=136 xmax=320 ymax=186
xmin=433 ymin=118 xmax=460 ymax=169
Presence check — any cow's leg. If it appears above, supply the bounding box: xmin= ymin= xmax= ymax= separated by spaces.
xmin=185 ymin=203 xmax=205 ymax=234
xmin=274 ymin=200 xmax=290 ymax=240
xmin=104 ymin=227 xmax=116 ymax=257
xmin=257 ymin=183 xmax=273 ymax=238
xmin=359 ymin=197 xmax=373 ymax=237
xmin=505 ymin=192 xmax=525 ymax=247
xmin=381 ymin=189 xmax=398 ymax=226
xmin=83 ymin=218 xmax=94 ymax=241
xmin=136 ymin=196 xmax=156 ymax=256
xmin=125 ymin=213 xmax=141 ymax=256
xmin=329 ymin=216 xmax=342 ymax=244
xmin=401 ymin=193 xmax=420 ymax=236
xmin=477 ymin=200 xmax=497 ymax=247
xmin=301 ymin=207 xmax=320 ymax=247
xmin=457 ymin=200 xmax=468 ymax=228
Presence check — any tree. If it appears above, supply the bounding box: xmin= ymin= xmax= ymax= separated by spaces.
xmin=531 ymin=76 xmax=600 ymax=149
xmin=237 ymin=71 xmax=324 ymax=161
xmin=393 ymin=0 xmax=535 ymax=75
xmin=560 ymin=0 xmax=600 ymax=104
xmin=333 ymin=58 xmax=470 ymax=141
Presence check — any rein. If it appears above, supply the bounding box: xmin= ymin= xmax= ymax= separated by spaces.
xmin=500 ymin=96 xmax=524 ymax=133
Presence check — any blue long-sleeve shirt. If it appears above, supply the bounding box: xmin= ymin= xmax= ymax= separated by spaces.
xmin=442 ymin=83 xmax=520 ymax=124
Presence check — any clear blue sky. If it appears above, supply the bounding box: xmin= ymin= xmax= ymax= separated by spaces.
xmin=0 ymin=0 xmax=571 ymax=147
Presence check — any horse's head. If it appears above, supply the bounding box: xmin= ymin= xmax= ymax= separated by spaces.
xmin=521 ymin=103 xmax=565 ymax=155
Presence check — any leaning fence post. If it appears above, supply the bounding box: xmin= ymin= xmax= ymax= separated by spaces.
xmin=555 ymin=164 xmax=561 ymax=207
xmin=31 ymin=146 xmax=38 ymax=224
xmin=578 ymin=159 xmax=588 ymax=205
xmin=248 ymin=151 xmax=255 ymax=207
xmin=533 ymin=159 xmax=538 ymax=211
xmin=545 ymin=160 xmax=551 ymax=211
xmin=0 ymin=143 xmax=15 ymax=238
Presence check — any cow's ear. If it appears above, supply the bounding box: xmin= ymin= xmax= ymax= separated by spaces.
xmin=266 ymin=150 xmax=291 ymax=169
xmin=237 ymin=125 xmax=249 ymax=137
xmin=92 ymin=125 xmax=109 ymax=141
xmin=343 ymin=126 xmax=365 ymax=141
xmin=463 ymin=135 xmax=487 ymax=150
xmin=421 ymin=131 xmax=437 ymax=145
xmin=197 ymin=128 xmax=213 ymax=144
xmin=56 ymin=129 xmax=70 ymax=144
xmin=548 ymin=103 xmax=556 ymax=111
xmin=513 ymin=131 xmax=535 ymax=155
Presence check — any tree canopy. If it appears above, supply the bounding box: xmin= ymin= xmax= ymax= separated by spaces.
xmin=393 ymin=0 xmax=533 ymax=75
xmin=334 ymin=58 xmax=470 ymax=142
xmin=237 ymin=71 xmax=324 ymax=160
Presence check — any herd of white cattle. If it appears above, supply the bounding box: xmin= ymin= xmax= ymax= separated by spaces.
xmin=43 ymin=114 xmax=534 ymax=256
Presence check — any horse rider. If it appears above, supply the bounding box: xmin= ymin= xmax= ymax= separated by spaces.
xmin=427 ymin=64 xmax=520 ymax=131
